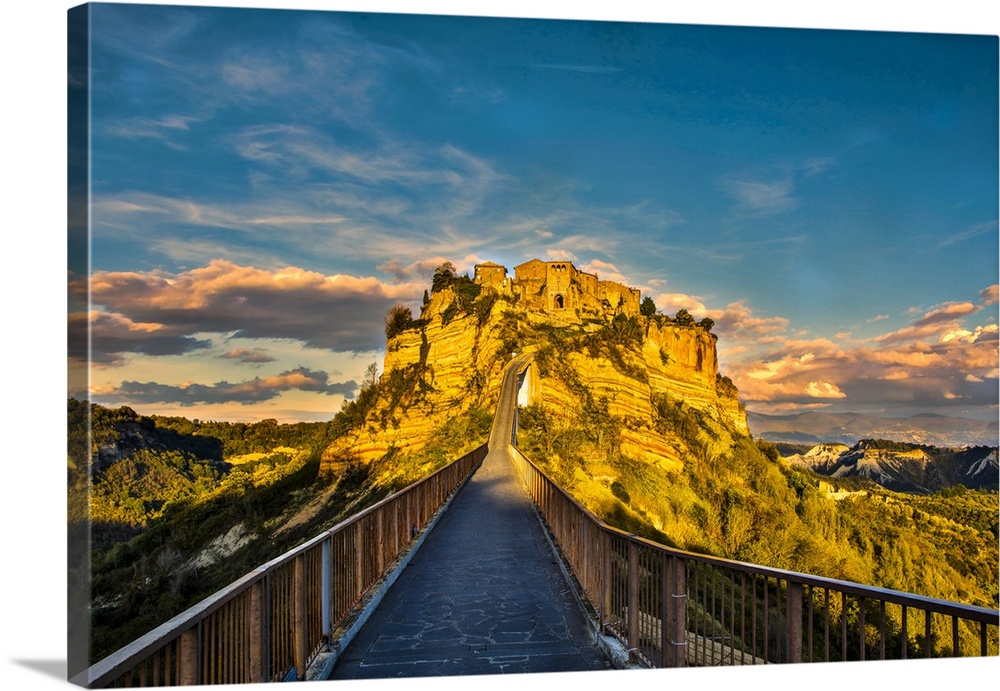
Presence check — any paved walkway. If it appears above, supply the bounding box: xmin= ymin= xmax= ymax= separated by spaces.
xmin=328 ymin=444 xmax=613 ymax=678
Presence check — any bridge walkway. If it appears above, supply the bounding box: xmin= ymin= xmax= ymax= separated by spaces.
xmin=328 ymin=360 xmax=613 ymax=678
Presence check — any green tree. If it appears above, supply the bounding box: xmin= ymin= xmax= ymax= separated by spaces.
xmin=698 ymin=317 xmax=715 ymax=332
xmin=431 ymin=261 xmax=456 ymax=293
xmin=384 ymin=304 xmax=414 ymax=339
xmin=640 ymin=296 xmax=657 ymax=317
xmin=675 ymin=308 xmax=696 ymax=326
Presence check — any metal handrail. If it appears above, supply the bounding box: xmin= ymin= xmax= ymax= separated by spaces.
xmin=509 ymin=445 xmax=999 ymax=667
xmin=75 ymin=443 xmax=487 ymax=688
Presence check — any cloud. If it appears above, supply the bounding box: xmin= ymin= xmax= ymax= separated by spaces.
xmin=725 ymin=178 xmax=796 ymax=214
xmin=69 ymin=310 xmax=213 ymax=365
xmin=69 ymin=260 xmax=425 ymax=359
xmin=912 ymin=302 xmax=979 ymax=327
xmin=104 ymin=114 xmax=202 ymax=148
xmin=804 ymin=381 xmax=847 ymax=399
xmin=801 ymin=157 xmax=835 ymax=177
xmin=654 ymin=293 xmax=790 ymax=344
xmin=579 ymin=259 xmax=630 ymax=285
xmin=939 ymin=324 xmax=1000 ymax=345
xmin=528 ymin=63 xmax=623 ymax=75
xmin=874 ymin=293 xmax=994 ymax=344
xmin=936 ymin=220 xmax=999 ymax=248
xmin=546 ymin=249 xmax=579 ymax=262
xmin=980 ymin=284 xmax=999 ymax=306
xmin=377 ymin=256 xmax=484 ymax=283
xmin=91 ymin=133 xmax=512 ymax=271
xmin=729 ymin=328 xmax=998 ymax=414
xmin=93 ymin=367 xmax=356 ymax=406
xmin=219 ymin=348 xmax=275 ymax=364
xmin=722 ymin=158 xmax=836 ymax=217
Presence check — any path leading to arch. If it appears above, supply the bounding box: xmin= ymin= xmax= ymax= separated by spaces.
xmin=328 ymin=358 xmax=612 ymax=679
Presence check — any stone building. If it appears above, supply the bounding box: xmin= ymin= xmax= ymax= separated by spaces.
xmin=473 ymin=258 xmax=640 ymax=316
xmin=471 ymin=261 xmax=508 ymax=290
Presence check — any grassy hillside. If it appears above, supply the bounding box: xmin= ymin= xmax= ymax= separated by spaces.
xmin=515 ymin=354 xmax=998 ymax=656
xmin=71 ymin=396 xmax=491 ymax=664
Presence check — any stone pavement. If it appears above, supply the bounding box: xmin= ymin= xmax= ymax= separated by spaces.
xmin=327 ymin=444 xmax=613 ymax=679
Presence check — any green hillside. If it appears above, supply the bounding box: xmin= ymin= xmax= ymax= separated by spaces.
xmin=70 ymin=396 xmax=491 ymax=664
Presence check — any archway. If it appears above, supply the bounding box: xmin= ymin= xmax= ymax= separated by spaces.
xmin=554 ymin=294 xmax=564 ymax=309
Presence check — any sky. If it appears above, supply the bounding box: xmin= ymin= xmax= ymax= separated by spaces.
xmin=67 ymin=0 xmax=999 ymax=424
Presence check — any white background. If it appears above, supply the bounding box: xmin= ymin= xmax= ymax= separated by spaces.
xmin=2 ymin=1 xmax=997 ymax=690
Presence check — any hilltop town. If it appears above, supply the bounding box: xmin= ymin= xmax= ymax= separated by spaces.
xmin=472 ymin=259 xmax=642 ymax=316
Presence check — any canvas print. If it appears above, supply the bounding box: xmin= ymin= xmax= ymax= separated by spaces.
xmin=67 ymin=2 xmax=999 ymax=687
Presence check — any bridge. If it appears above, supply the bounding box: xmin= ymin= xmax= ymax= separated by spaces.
xmin=74 ymin=355 xmax=999 ymax=687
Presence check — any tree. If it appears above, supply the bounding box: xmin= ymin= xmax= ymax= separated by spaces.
xmin=675 ymin=308 xmax=695 ymax=326
xmin=640 ymin=296 xmax=657 ymax=317
xmin=698 ymin=317 xmax=715 ymax=332
xmin=361 ymin=361 xmax=379 ymax=391
xmin=384 ymin=304 xmax=414 ymax=339
xmin=431 ymin=261 xmax=456 ymax=293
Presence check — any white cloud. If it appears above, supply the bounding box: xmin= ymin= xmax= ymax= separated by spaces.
xmin=579 ymin=259 xmax=629 ymax=284
xmin=728 ymin=178 xmax=795 ymax=213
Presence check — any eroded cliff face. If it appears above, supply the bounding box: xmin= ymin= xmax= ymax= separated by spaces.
xmin=523 ymin=314 xmax=748 ymax=483
xmin=320 ymin=287 xmax=513 ymax=474
xmin=320 ymin=282 xmax=748 ymax=481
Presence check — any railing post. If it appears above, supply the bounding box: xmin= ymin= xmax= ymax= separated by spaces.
xmin=602 ymin=532 xmax=612 ymax=631
xmin=661 ymin=553 xmax=670 ymax=667
xmin=321 ymin=539 xmax=331 ymax=642
xmin=249 ymin=580 xmax=264 ymax=682
xmin=628 ymin=540 xmax=639 ymax=657
xmin=671 ymin=556 xmax=688 ymax=667
xmin=178 ymin=627 xmax=199 ymax=686
xmin=669 ymin=555 xmax=687 ymax=667
xmin=354 ymin=521 xmax=364 ymax=600
xmin=376 ymin=509 xmax=385 ymax=574
xmin=678 ymin=557 xmax=689 ymax=667
xmin=787 ymin=581 xmax=803 ymax=663
xmin=293 ymin=556 xmax=307 ymax=680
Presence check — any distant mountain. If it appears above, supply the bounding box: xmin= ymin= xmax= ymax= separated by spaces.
xmin=782 ymin=440 xmax=999 ymax=494
xmin=747 ymin=410 xmax=999 ymax=447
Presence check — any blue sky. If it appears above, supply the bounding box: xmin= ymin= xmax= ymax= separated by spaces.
xmin=68 ymin=1 xmax=998 ymax=423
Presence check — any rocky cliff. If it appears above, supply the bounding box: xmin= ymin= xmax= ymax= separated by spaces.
xmin=320 ymin=273 xmax=747 ymax=485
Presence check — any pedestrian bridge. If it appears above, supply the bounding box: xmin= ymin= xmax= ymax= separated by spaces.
xmin=74 ymin=356 xmax=999 ymax=687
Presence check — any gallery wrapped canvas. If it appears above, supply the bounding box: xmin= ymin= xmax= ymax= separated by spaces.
xmin=64 ymin=1 xmax=998 ymax=688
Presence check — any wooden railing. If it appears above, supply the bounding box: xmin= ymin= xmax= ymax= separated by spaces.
xmin=76 ymin=444 xmax=488 ymax=688
xmin=509 ymin=446 xmax=1000 ymax=667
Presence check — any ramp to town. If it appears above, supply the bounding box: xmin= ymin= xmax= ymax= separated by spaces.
xmin=328 ymin=357 xmax=612 ymax=678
